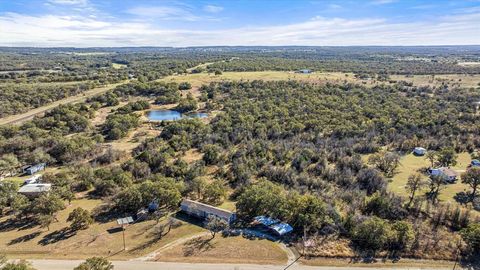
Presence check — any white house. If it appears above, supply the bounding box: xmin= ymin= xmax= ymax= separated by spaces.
xmin=428 ymin=167 xmax=458 ymax=183
xmin=180 ymin=199 xmax=237 ymax=224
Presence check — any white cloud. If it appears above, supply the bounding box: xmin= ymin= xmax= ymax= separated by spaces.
xmin=47 ymin=0 xmax=89 ymax=6
xmin=203 ymin=5 xmax=223 ymax=13
xmin=328 ymin=4 xmax=342 ymax=10
xmin=0 ymin=9 xmax=479 ymax=47
xmin=127 ymin=5 xmax=219 ymax=21
xmin=370 ymin=0 xmax=397 ymax=5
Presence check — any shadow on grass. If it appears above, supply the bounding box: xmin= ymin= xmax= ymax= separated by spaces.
xmin=182 ymin=236 xmax=214 ymax=257
xmin=38 ymin=227 xmax=77 ymax=246
xmin=129 ymin=220 xmax=182 ymax=253
xmin=92 ymin=204 xmax=120 ymax=224
xmin=460 ymin=255 xmax=480 ymax=270
xmin=172 ymin=212 xmax=204 ymax=227
xmin=8 ymin=231 xmax=42 ymax=245
xmin=0 ymin=218 xmax=37 ymax=232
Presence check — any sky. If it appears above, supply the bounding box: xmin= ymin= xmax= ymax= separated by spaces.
xmin=0 ymin=0 xmax=479 ymax=47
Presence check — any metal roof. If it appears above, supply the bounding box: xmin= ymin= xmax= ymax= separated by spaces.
xmin=181 ymin=199 xmax=235 ymax=220
xmin=254 ymin=216 xmax=280 ymax=226
xmin=270 ymin=222 xmax=293 ymax=236
xmin=117 ymin=216 xmax=134 ymax=225
xmin=18 ymin=183 xmax=51 ymax=193
xmin=254 ymin=216 xmax=294 ymax=236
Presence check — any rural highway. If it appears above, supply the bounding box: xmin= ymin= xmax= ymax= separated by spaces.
xmin=0 ymin=81 xmax=127 ymax=126
xmin=27 ymin=259 xmax=453 ymax=270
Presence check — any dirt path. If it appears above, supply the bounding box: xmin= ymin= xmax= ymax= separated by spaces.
xmin=0 ymin=81 xmax=128 ymax=126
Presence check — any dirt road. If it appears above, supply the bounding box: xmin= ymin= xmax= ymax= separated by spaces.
xmin=0 ymin=81 xmax=127 ymax=126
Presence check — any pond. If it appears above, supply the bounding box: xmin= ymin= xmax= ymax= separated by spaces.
xmin=147 ymin=110 xmax=208 ymax=121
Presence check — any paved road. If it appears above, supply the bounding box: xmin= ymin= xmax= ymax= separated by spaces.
xmin=28 ymin=259 xmax=453 ymax=270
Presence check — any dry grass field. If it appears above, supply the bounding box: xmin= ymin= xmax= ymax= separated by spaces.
xmin=301 ymin=257 xmax=456 ymax=269
xmin=160 ymin=71 xmax=365 ymax=88
xmin=160 ymin=70 xmax=480 ymax=90
xmin=154 ymin=235 xmax=288 ymax=265
xmin=0 ymin=198 xmax=205 ymax=260
xmin=391 ymin=74 xmax=480 ymax=89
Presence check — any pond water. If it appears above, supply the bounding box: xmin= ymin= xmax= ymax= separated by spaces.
xmin=147 ymin=110 xmax=208 ymax=121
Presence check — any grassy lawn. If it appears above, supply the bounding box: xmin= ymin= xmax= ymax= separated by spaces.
xmin=217 ymin=200 xmax=236 ymax=212
xmin=0 ymin=198 xmax=204 ymax=260
xmin=112 ymin=63 xmax=127 ymax=69
xmin=389 ymin=152 xmax=472 ymax=205
xmin=154 ymin=235 xmax=288 ymax=265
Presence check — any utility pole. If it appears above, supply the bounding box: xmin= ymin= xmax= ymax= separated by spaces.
xmin=122 ymin=225 xmax=126 ymax=251
xmin=116 ymin=216 xmax=133 ymax=252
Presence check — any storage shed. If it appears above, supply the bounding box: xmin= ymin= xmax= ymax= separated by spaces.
xmin=23 ymin=163 xmax=46 ymax=175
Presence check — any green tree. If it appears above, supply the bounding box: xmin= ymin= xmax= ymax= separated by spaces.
xmin=389 ymin=221 xmax=414 ymax=251
xmin=32 ymin=193 xmax=65 ymax=223
xmin=368 ymin=151 xmax=400 ymax=177
xmin=10 ymin=194 xmax=30 ymax=218
xmin=67 ymin=207 xmax=93 ymax=231
xmin=426 ymin=175 xmax=445 ymax=204
xmin=236 ymin=180 xmax=287 ymax=220
xmin=174 ymin=93 xmax=197 ymax=113
xmin=178 ymin=82 xmax=192 ymax=90
xmin=425 ymin=150 xmax=437 ymax=167
xmin=202 ymin=144 xmax=221 ymax=165
xmin=460 ymin=223 xmax=480 ymax=254
xmin=1 ymin=260 xmax=36 ymax=270
xmin=405 ymin=174 xmax=425 ymax=208
xmin=37 ymin=214 xmax=55 ymax=231
xmin=202 ymin=180 xmax=227 ymax=205
xmin=436 ymin=147 xmax=457 ymax=167
xmin=73 ymin=257 xmax=113 ymax=270
xmin=0 ymin=154 xmax=19 ymax=177
xmin=461 ymin=167 xmax=480 ymax=202
xmin=204 ymin=215 xmax=228 ymax=239
xmin=352 ymin=217 xmax=391 ymax=254
xmin=288 ymin=193 xmax=332 ymax=233
xmin=0 ymin=182 xmax=18 ymax=215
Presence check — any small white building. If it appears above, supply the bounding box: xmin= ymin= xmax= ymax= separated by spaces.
xmin=413 ymin=147 xmax=426 ymax=156
xmin=18 ymin=183 xmax=51 ymax=198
